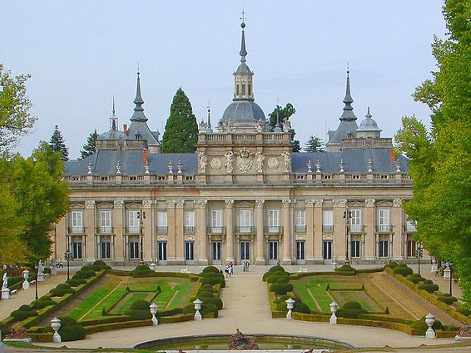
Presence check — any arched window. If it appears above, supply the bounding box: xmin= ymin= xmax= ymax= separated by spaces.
xmin=236 ymin=84 xmax=240 ymax=96
xmin=248 ymin=83 xmax=252 ymax=96
xmin=241 ymin=83 xmax=246 ymax=96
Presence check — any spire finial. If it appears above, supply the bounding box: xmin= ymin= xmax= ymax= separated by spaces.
xmin=339 ymin=66 xmax=356 ymax=121
xmin=111 ymin=96 xmax=118 ymax=130
xmin=239 ymin=10 xmax=247 ymax=63
xmin=366 ymin=106 xmax=372 ymax=119
xmin=207 ymin=103 xmax=211 ymax=129
xmin=130 ymin=68 xmax=147 ymax=122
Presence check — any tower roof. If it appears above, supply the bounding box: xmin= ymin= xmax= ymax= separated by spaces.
xmin=340 ymin=69 xmax=356 ymax=121
xmin=357 ymin=107 xmax=381 ymax=132
xmin=130 ymin=70 xmax=147 ymax=122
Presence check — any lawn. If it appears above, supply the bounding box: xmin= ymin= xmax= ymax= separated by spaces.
xmin=64 ymin=274 xmax=198 ymax=322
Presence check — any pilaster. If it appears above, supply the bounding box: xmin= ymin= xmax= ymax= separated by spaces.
xmin=142 ymin=199 xmax=153 ymax=262
xmin=333 ymin=199 xmax=347 ymax=262
xmin=305 ymin=200 xmax=315 ymax=263
xmin=84 ymin=200 xmax=96 ymax=262
xmin=313 ymin=199 xmax=323 ymax=261
xmin=392 ymin=198 xmax=404 ymax=260
xmin=255 ymin=199 xmax=265 ymax=264
xmin=166 ymin=200 xmax=177 ymax=263
xmin=175 ymin=200 xmax=185 ymax=263
xmin=364 ymin=198 xmax=376 ymax=260
xmin=281 ymin=199 xmax=292 ymax=264
xmin=224 ymin=199 xmax=235 ymax=262
xmin=196 ymin=199 xmax=208 ymax=265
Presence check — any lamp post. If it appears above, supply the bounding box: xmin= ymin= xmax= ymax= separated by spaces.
xmin=64 ymin=250 xmax=71 ymax=281
xmin=34 ymin=262 xmax=39 ymax=300
xmin=416 ymin=242 xmax=423 ymax=276
xmin=137 ymin=211 xmax=146 ymax=263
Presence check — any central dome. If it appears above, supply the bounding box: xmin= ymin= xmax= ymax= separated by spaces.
xmin=221 ymin=100 xmax=266 ymax=123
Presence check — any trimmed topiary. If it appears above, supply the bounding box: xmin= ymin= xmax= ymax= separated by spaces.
xmin=457 ymin=304 xmax=471 ymax=316
xmin=337 ymin=301 xmax=366 ymax=318
xmin=31 ymin=297 xmax=55 ymax=310
xmin=262 ymin=265 xmax=287 ymax=281
xmin=294 ymin=301 xmax=311 ymax=313
xmin=417 ymin=280 xmax=439 ymax=293
xmin=58 ymin=317 xmax=86 ymax=341
xmin=11 ymin=305 xmax=37 ymax=321
xmin=131 ymin=264 xmax=153 ymax=277
xmin=393 ymin=264 xmax=413 ymax=276
xmin=91 ymin=260 xmax=110 ymax=271
xmin=335 ymin=264 xmax=356 ymax=274
xmin=126 ymin=299 xmax=151 ymax=320
xmin=266 ymin=272 xmax=290 ymax=284
xmin=270 ymin=282 xmax=293 ymax=295
xmin=200 ymin=272 xmax=225 ymax=287
xmin=437 ymin=294 xmax=457 ymax=305
xmin=50 ymin=283 xmax=75 ymax=297
xmin=67 ymin=278 xmax=86 ymax=287
xmin=201 ymin=266 xmax=220 ymax=274
xmin=406 ymin=273 xmax=423 ymax=284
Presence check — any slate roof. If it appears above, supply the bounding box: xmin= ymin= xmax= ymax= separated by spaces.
xmin=221 ymin=100 xmax=266 ymax=123
xmin=65 ymin=148 xmax=407 ymax=177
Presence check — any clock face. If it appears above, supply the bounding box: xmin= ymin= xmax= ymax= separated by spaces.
xmin=210 ymin=157 xmax=222 ymax=170
xmin=268 ymin=157 xmax=279 ymax=169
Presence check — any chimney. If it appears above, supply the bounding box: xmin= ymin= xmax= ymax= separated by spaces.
xmin=143 ymin=148 xmax=148 ymax=165
xmin=123 ymin=124 xmax=128 ymax=135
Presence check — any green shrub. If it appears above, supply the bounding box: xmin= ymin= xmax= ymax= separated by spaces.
xmin=393 ymin=265 xmax=413 ymax=276
xmin=457 ymin=304 xmax=471 ymax=316
xmin=201 ymin=303 xmax=218 ymax=315
xmin=201 ymin=266 xmax=220 ymax=274
xmin=131 ymin=264 xmax=153 ymax=277
xmin=50 ymin=283 xmax=75 ymax=297
xmin=266 ymin=272 xmax=290 ymax=284
xmin=386 ymin=261 xmax=399 ymax=268
xmin=294 ymin=302 xmax=310 ymax=313
xmin=126 ymin=299 xmax=151 ymax=320
xmin=411 ymin=316 xmax=443 ymax=335
xmin=406 ymin=273 xmax=423 ymax=284
xmin=437 ymin=294 xmax=457 ymax=305
xmin=91 ymin=260 xmax=110 ymax=271
xmin=418 ymin=281 xmax=439 ymax=293
xmin=182 ymin=303 xmax=195 ymax=314
xmin=338 ymin=301 xmax=366 ymax=318
xmin=7 ymin=276 xmax=22 ymax=288
xmin=58 ymin=317 xmax=86 ymax=341
xmin=11 ymin=305 xmax=37 ymax=321
xmin=67 ymin=278 xmax=86 ymax=287
xmin=200 ymin=272 xmax=225 ymax=287
xmin=73 ymin=267 xmax=95 ymax=279
xmin=262 ymin=265 xmax=287 ymax=281
xmin=270 ymin=282 xmax=293 ymax=295
xmin=335 ymin=264 xmax=356 ymax=274
xmin=31 ymin=297 xmax=55 ymax=309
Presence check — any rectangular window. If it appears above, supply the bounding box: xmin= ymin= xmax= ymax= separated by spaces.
xmin=100 ymin=240 xmax=111 ymax=259
xmin=236 ymin=84 xmax=240 ymax=96
xmin=239 ymin=208 xmax=253 ymax=233
xmin=323 ymin=209 xmax=333 ymax=232
xmin=378 ymin=240 xmax=389 ymax=258
xmin=241 ymin=83 xmax=246 ymax=95
xmin=185 ymin=241 xmax=194 ymax=261
xmin=70 ymin=210 xmax=83 ymax=233
xmin=211 ymin=209 xmax=223 ymax=227
xmin=350 ymin=209 xmax=362 ymax=233
xmin=157 ymin=211 xmax=167 ymax=234
xmin=267 ymin=209 xmax=280 ymax=232
xmin=323 ymin=240 xmax=332 ymax=260
xmin=127 ymin=210 xmax=140 ymax=233
xmin=407 ymin=239 xmax=417 ymax=257
xmin=240 ymin=241 xmax=250 ymax=261
xmin=72 ymin=240 xmax=82 ymax=259
xmin=158 ymin=241 xmax=167 ymax=261
xmin=129 ymin=239 xmax=140 ymax=259
xmin=296 ymin=241 xmax=305 ymax=260
xmin=377 ymin=208 xmax=390 ymax=232
xmin=99 ymin=209 xmax=112 ymax=233
xmin=351 ymin=240 xmax=360 ymax=258
xmin=184 ymin=210 xmax=195 ymax=234
xmin=295 ymin=209 xmax=305 ymax=227
xmin=248 ymin=83 xmax=252 ymax=96
xmin=212 ymin=241 xmax=221 ymax=261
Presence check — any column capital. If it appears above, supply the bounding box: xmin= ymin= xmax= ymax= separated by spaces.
xmin=113 ymin=199 xmax=124 ymax=209
xmin=225 ymin=199 xmax=234 ymax=208
xmin=365 ymin=198 xmax=376 ymax=208
xmin=195 ymin=199 xmax=207 ymax=208
xmin=142 ymin=199 xmax=153 ymax=209
xmin=393 ymin=198 xmax=402 ymax=208
xmin=85 ymin=200 xmax=95 ymax=209
xmin=333 ymin=199 xmax=347 ymax=208
xmin=166 ymin=200 xmax=176 ymax=209
xmin=255 ymin=199 xmax=265 ymax=208
xmin=176 ymin=200 xmax=185 ymax=209
xmin=281 ymin=199 xmax=291 ymax=208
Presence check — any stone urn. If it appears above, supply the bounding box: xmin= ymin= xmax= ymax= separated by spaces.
xmin=50 ymin=317 xmax=61 ymax=343
xmin=285 ymin=298 xmax=295 ymax=320
xmin=329 ymin=301 xmax=338 ymax=325
xmin=149 ymin=302 xmax=158 ymax=326
xmin=193 ymin=298 xmax=203 ymax=321
xmin=22 ymin=270 xmax=30 ymax=290
xmin=425 ymin=313 xmax=436 ymax=339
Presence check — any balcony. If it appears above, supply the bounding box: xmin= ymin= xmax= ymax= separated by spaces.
xmin=124 ymin=226 xmax=140 ymax=235
xmin=264 ymin=226 xmax=283 ymax=235
xmin=235 ymin=226 xmax=256 ymax=235
xmin=376 ymin=224 xmax=393 ymax=233
xmin=405 ymin=221 xmax=417 ymax=233
xmin=184 ymin=225 xmax=195 ymax=235
xmin=207 ymin=226 xmax=226 ymax=235
xmin=322 ymin=225 xmax=334 ymax=233
xmin=96 ymin=226 xmax=113 ymax=234
xmin=295 ymin=225 xmax=307 ymax=234
xmin=68 ymin=226 xmax=85 ymax=235
xmin=156 ymin=226 xmax=168 ymax=235
xmin=349 ymin=224 xmax=364 ymax=234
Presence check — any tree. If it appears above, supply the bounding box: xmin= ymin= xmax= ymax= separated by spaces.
xmin=80 ymin=130 xmax=98 ymax=159
xmin=395 ymin=0 xmax=471 ymax=300
xmin=161 ymin=88 xmax=198 ymax=153
xmin=10 ymin=142 xmax=69 ymax=259
xmin=304 ymin=136 xmax=325 ymax=152
xmin=268 ymin=103 xmax=300 ymax=152
xmin=50 ymin=125 xmax=68 ymax=161
xmin=0 ymin=64 xmax=35 ymax=152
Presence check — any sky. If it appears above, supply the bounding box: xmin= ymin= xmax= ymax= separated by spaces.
xmin=3 ymin=1 xmax=446 ymax=158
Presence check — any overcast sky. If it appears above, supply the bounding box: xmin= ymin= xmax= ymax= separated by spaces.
xmin=4 ymin=1 xmax=446 ymax=158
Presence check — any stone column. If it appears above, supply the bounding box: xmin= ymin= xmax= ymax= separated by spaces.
xmin=196 ymin=199 xmax=208 ymax=265
xmin=166 ymin=200 xmax=177 ymax=263
xmin=224 ymin=200 xmax=235 ymax=262
xmin=392 ymin=199 xmax=404 ymax=260
xmin=84 ymin=200 xmax=96 ymax=262
xmin=113 ymin=200 xmax=124 ymax=262
xmin=255 ymin=199 xmax=265 ymax=264
xmin=175 ymin=200 xmax=185 ymax=263
xmin=55 ymin=217 xmax=67 ymax=262
xmin=364 ymin=199 xmax=376 ymax=260
xmin=333 ymin=199 xmax=347 ymax=262
xmin=313 ymin=199 xmax=323 ymax=261
xmin=305 ymin=200 xmax=315 ymax=263
xmin=281 ymin=199 xmax=292 ymax=264
xmin=142 ymin=200 xmax=153 ymax=262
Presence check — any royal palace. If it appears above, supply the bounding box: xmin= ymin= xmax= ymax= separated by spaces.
xmin=51 ymin=21 xmax=422 ymax=266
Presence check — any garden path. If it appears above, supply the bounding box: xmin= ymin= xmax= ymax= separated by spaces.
xmin=0 ymin=274 xmax=67 ymax=321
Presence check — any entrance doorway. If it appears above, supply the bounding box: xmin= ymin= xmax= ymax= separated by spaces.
xmin=211 ymin=241 xmax=222 ymax=264
xmin=240 ymin=241 xmax=250 ymax=262
xmin=323 ymin=240 xmax=332 ymax=261
xmin=268 ymin=240 xmax=278 ymax=264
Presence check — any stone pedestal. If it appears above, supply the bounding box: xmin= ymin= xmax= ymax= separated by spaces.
xmin=37 ymin=273 xmax=45 ymax=282
xmin=1 ymin=288 xmax=10 ymax=300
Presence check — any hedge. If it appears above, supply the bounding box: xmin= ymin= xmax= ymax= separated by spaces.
xmin=334 ymin=264 xmax=357 ymax=275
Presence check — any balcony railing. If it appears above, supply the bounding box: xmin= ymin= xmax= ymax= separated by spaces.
xmin=349 ymin=224 xmax=364 ymax=234
xmin=125 ymin=226 xmax=140 ymax=234
xmin=184 ymin=225 xmax=195 ymax=235
xmin=405 ymin=222 xmax=417 ymax=233
xmin=207 ymin=226 xmax=225 ymax=235
xmin=235 ymin=226 xmax=256 ymax=235
xmin=96 ymin=226 xmax=113 ymax=234
xmin=376 ymin=224 xmax=393 ymax=233
xmin=322 ymin=225 xmax=334 ymax=233
xmin=68 ymin=226 xmax=85 ymax=234
xmin=295 ymin=224 xmax=307 ymax=233
xmin=264 ymin=226 xmax=283 ymax=235
xmin=156 ymin=226 xmax=168 ymax=235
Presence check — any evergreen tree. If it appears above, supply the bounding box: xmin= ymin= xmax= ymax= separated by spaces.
xmin=80 ymin=130 xmax=98 ymax=159
xmin=268 ymin=103 xmax=300 ymax=152
xmin=304 ymin=136 xmax=325 ymax=152
xmin=395 ymin=0 xmax=471 ymax=300
xmin=161 ymin=88 xmax=198 ymax=153
xmin=49 ymin=125 xmax=68 ymax=161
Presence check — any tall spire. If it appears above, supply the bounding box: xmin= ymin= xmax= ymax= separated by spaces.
xmin=340 ymin=67 xmax=356 ymax=121
xmin=111 ymin=96 xmax=117 ymax=130
xmin=207 ymin=104 xmax=211 ymax=129
xmin=240 ymin=10 xmax=247 ymax=62
xmin=130 ymin=67 xmax=147 ymax=122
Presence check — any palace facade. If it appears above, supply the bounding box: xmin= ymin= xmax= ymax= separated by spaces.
xmin=52 ymin=21 xmax=421 ymax=266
